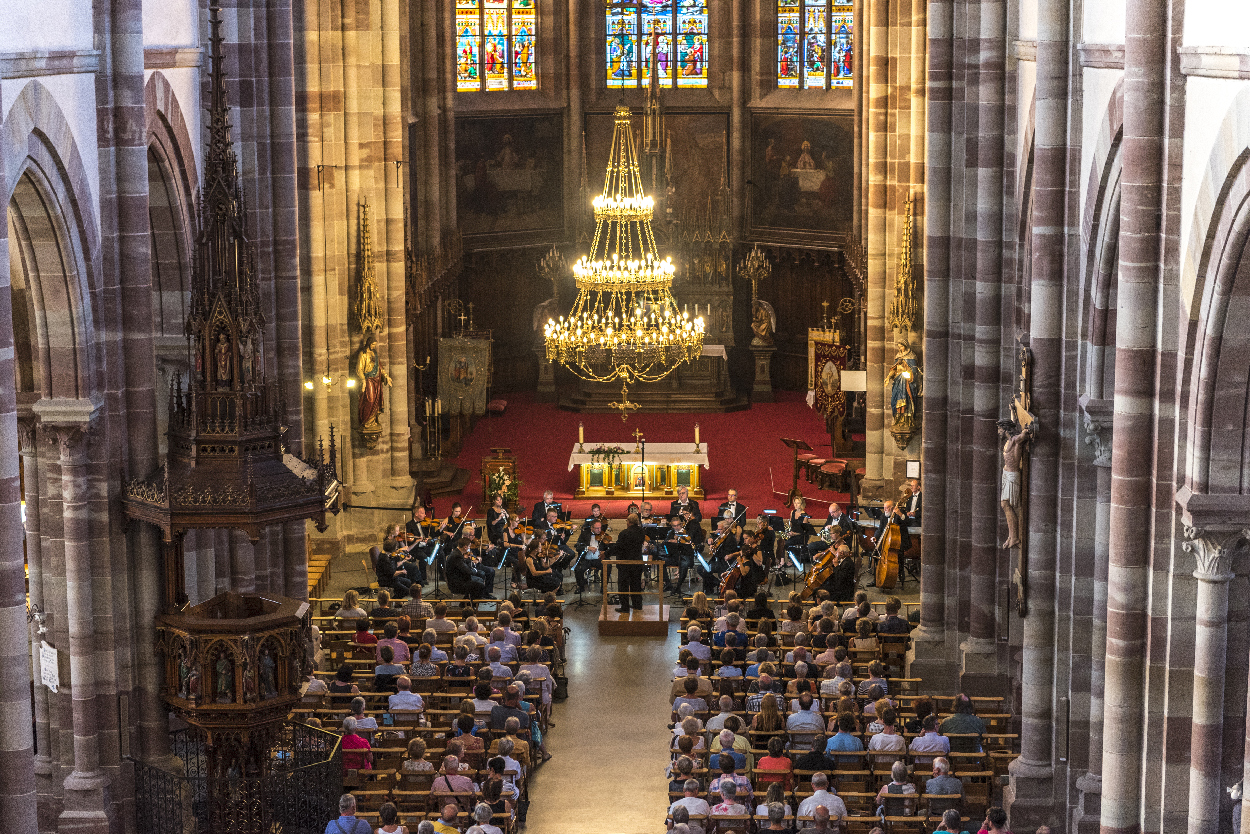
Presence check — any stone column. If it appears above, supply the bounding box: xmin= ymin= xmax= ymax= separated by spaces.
xmin=861 ymin=0 xmax=889 ymax=488
xmin=0 ymin=130 xmax=38 ymax=828
xmin=1006 ymin=0 xmax=1068 ymax=820
xmin=913 ymin=0 xmax=953 ymax=666
xmin=1075 ymin=410 xmax=1112 ymax=834
xmin=1183 ymin=528 xmax=1243 ymax=834
xmin=728 ymin=0 xmax=744 ymax=235
xmin=50 ymin=420 xmax=111 ymax=834
xmin=19 ymin=420 xmax=54 ymax=815
xmin=1100 ymin=0 xmax=1166 ymax=830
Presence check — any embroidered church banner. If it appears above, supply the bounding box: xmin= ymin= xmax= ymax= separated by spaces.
xmin=809 ymin=336 xmax=849 ymax=416
xmin=438 ymin=337 xmax=492 ymax=415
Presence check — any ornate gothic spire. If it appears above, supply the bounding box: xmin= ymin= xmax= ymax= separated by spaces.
xmin=188 ymin=4 xmax=263 ymax=395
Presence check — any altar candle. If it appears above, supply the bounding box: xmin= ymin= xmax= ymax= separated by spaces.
xmin=579 ymin=422 xmax=584 ymax=443
xmin=425 ymin=398 xmax=431 ymax=418
xmin=695 ymin=424 xmax=700 ymax=445
xmin=436 ymin=399 xmax=441 ymax=417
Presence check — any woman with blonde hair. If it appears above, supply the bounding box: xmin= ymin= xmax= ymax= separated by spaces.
xmin=751 ymin=688 xmax=785 ymax=733
xmin=336 ymin=589 xmax=367 ymax=620
xmin=402 ymin=737 xmax=433 ymax=773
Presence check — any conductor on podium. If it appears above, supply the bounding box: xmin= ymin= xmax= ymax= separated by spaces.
xmin=614 ymin=513 xmax=646 ymax=613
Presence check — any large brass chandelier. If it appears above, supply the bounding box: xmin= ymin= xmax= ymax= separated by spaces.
xmin=545 ymin=105 xmax=704 ymax=386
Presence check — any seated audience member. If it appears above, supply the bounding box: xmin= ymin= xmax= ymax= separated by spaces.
xmin=709 ymin=752 xmax=754 ymax=807
xmin=352 ymin=618 xmax=378 ymax=647
xmin=489 ymin=684 xmax=531 ymax=731
xmin=669 ymin=778 xmax=710 ymax=834
xmin=472 ymin=802 xmax=504 ymax=834
xmin=671 ymin=659 xmax=714 ymax=702
xmin=709 ymin=779 xmax=747 ymax=817
xmin=905 ymin=696 xmax=936 ymax=734
xmin=824 ymin=712 xmax=866 ymax=761
xmin=423 ymin=628 xmax=448 ymax=662
xmin=934 ymin=809 xmax=970 ymax=834
xmin=336 ymin=590 xmax=369 ymax=621
xmin=430 ymin=755 xmax=478 ymax=802
xmin=401 ymin=586 xmax=434 ymax=621
xmin=376 ymin=621 xmax=411 ymax=664
xmin=370 ymin=589 xmax=401 ymax=622
xmin=786 ymin=692 xmax=825 ymax=738
xmin=850 ymin=617 xmax=879 ymax=652
xmin=373 ymin=645 xmax=404 ymax=693
xmin=686 ymin=626 xmax=712 ymax=663
xmin=487 ymin=628 xmax=518 ymax=663
xmin=705 ymin=696 xmax=737 ymax=732
xmin=867 ymin=706 xmax=906 ymax=753
xmin=746 ymin=674 xmax=785 ymax=714
xmin=410 ymin=643 xmax=439 ymax=678
xmin=340 ymin=717 xmax=373 ymax=775
xmin=798 ymin=805 xmax=838 ymax=834
xmin=755 ymin=736 xmax=793 ymax=791
xmin=673 ymin=677 xmax=709 ymax=715
xmin=982 ymin=808 xmax=1010 ymax=834
xmin=939 ymin=694 xmax=988 ymax=751
xmin=429 ymin=804 xmax=461 ymax=834
xmin=760 ymin=800 xmax=791 ymax=832
xmin=709 ymin=731 xmax=746 ymax=770
xmin=876 ymin=596 xmax=911 ymax=634
xmin=446 ymin=644 xmax=474 ymax=678
xmin=485 ymin=646 xmax=512 ymax=679
xmin=455 ymin=715 xmax=486 ymax=756
xmin=427 ymin=603 xmax=457 ymax=633
xmin=669 ymin=754 xmax=697 ymax=792
xmin=349 ymin=696 xmax=378 ymax=731
xmin=926 ymin=757 xmax=964 ymax=797
xmin=781 ymin=603 xmax=805 ymax=634
xmin=795 ymin=736 xmax=835 ymax=772
xmin=874 ymin=760 xmax=917 ymax=816
xmin=329 ymin=664 xmax=361 ymax=704
xmin=752 ymin=690 xmax=786 ymax=733
xmin=488 ymin=716 xmax=531 ymax=772
xmin=840 ymin=591 xmax=868 ymax=625
xmin=716 ymin=648 xmax=742 ymax=678
xmin=857 ymin=661 xmax=889 ymax=699
xmin=909 ymin=713 xmax=951 ymax=763
xmin=755 ymin=783 xmax=793 ymax=819
xmin=796 ymin=771 xmax=848 ymax=818
xmin=402 ymin=737 xmax=434 ymax=773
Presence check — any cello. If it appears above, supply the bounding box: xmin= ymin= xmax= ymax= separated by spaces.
xmin=874 ymin=519 xmax=902 ymax=590
xmin=799 ymin=546 xmax=837 ymax=601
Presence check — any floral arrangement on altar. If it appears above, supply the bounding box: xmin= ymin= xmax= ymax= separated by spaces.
xmin=588 ymin=445 xmax=627 ymax=469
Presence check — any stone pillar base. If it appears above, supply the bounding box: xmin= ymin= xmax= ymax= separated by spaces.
xmin=1073 ymin=772 xmax=1101 ymax=834
xmin=959 ymin=636 xmax=1000 ymax=691
xmin=1004 ymin=757 xmax=1055 ymax=832
xmin=59 ymin=771 xmax=112 ymax=834
xmin=750 ymin=343 xmax=775 ymax=402
xmin=534 ymin=347 xmax=556 ymax=402
xmin=907 ymin=627 xmax=958 ymax=691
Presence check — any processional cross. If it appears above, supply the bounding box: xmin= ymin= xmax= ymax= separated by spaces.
xmin=611 ymin=382 xmax=640 ymax=422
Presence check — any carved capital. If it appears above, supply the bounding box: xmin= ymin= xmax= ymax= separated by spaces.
xmin=50 ymin=425 xmax=91 ymax=465
xmin=1079 ymin=396 xmax=1113 ymax=468
xmin=17 ymin=418 xmax=38 ymax=455
xmin=1182 ymin=525 xmax=1247 ymax=582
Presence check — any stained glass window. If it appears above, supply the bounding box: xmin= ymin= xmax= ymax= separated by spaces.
xmin=778 ymin=0 xmax=853 ymax=89
xmin=456 ymin=0 xmax=537 ymax=92
xmin=606 ymin=0 xmax=707 ymax=89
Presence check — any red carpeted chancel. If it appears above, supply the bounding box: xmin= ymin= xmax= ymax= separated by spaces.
xmin=445 ymin=391 xmax=847 ymax=519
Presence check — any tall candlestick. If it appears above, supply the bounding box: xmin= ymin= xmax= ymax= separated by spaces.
xmin=579 ymin=422 xmax=584 ymax=443
xmin=425 ymin=398 xmax=431 ymax=418
xmin=695 ymin=424 xmax=700 ymax=445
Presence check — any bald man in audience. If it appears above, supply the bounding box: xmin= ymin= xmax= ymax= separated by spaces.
xmin=669 ymin=778 xmax=710 ymax=834
xmin=798 ymin=805 xmax=838 ymax=834
xmin=705 ymin=696 xmax=737 ymax=732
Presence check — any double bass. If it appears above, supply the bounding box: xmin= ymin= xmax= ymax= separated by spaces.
xmin=873 ymin=518 xmax=902 ymax=590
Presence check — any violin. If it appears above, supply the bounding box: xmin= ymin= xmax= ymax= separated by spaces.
xmin=550 ymin=520 xmax=575 ymax=531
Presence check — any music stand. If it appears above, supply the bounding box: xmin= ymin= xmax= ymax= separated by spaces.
xmin=781 ymin=438 xmax=814 ymax=498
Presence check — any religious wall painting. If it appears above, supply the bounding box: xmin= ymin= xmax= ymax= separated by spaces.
xmin=585 ymin=110 xmax=727 ymax=219
xmin=455 ymin=114 xmax=564 ymax=240
xmin=749 ymin=112 xmax=854 ymax=240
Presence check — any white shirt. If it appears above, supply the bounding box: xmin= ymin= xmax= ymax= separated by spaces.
xmin=388 ymin=691 xmax=424 ymax=711
xmin=671 ymin=797 xmax=711 ymax=834
xmin=868 ymin=732 xmax=906 ymax=752
xmin=797 ymin=790 xmax=847 ymax=819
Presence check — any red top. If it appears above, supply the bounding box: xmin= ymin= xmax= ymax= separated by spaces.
xmin=341 ymin=733 xmax=372 ymax=772
xmin=755 ymin=755 xmax=793 ymax=790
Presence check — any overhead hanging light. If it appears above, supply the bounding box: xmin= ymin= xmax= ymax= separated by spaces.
xmin=544 ymin=105 xmax=704 ymax=389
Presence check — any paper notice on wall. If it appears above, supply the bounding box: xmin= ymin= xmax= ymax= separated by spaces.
xmin=39 ymin=641 xmax=59 ymax=693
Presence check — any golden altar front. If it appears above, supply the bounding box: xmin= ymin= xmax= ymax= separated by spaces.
xmin=567 ymin=442 xmax=709 ymax=500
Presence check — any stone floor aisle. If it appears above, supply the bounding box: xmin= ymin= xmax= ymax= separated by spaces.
xmin=522 ymin=602 xmax=680 ymax=832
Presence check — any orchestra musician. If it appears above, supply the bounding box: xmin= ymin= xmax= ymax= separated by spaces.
xmin=522 ymin=536 xmax=563 ymax=594
xmin=445 ymin=535 xmax=494 ymax=599
xmin=827 ymin=543 xmax=857 ymax=602
xmin=867 ymin=500 xmax=912 ymax=587
xmin=700 ymin=516 xmax=740 ymax=594
xmin=902 ymin=478 xmax=922 ymax=520
xmin=662 ymin=514 xmax=695 ymax=595
xmin=531 ymin=490 xmax=562 ymax=525
xmin=717 ymin=489 xmax=749 ymax=528
xmin=639 ymin=501 xmax=655 ymax=523
xmin=581 ymin=503 xmax=607 ymax=534
xmin=376 ymin=525 xmax=417 ymax=596
xmin=442 ymin=502 xmax=471 ymax=542
xmin=730 ymin=529 xmax=769 ymax=599
xmin=669 ymin=486 xmax=703 ymax=529
xmin=753 ymin=513 xmax=777 ymax=566
xmin=486 ymin=493 xmax=510 ymax=544
xmin=809 ymin=502 xmax=854 ymax=561
xmin=784 ymin=495 xmax=816 ymax=564
xmin=404 ymin=504 xmax=440 ymax=584
xmin=494 ymin=514 xmax=529 ymax=584
xmin=574 ymin=517 xmax=610 ymax=594
xmin=613 ymin=512 xmax=647 ymax=613
xmin=538 ymin=506 xmax=578 ymax=567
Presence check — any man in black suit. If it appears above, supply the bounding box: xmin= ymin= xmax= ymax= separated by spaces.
xmin=669 ymin=486 xmax=701 ymax=526
xmin=531 ymin=490 xmax=561 ymax=524
xmin=574 ymin=517 xmax=607 ymax=594
xmin=902 ymin=479 xmax=922 ymax=521
xmin=612 ymin=513 xmax=647 ymax=612
xmin=717 ymin=489 xmax=748 ymax=528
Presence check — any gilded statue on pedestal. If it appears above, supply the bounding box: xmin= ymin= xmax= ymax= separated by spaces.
xmin=356 ymin=332 xmax=391 ymax=447
xmin=751 ymin=299 xmax=776 ymax=345
xmin=885 ymin=339 xmax=922 ymax=449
